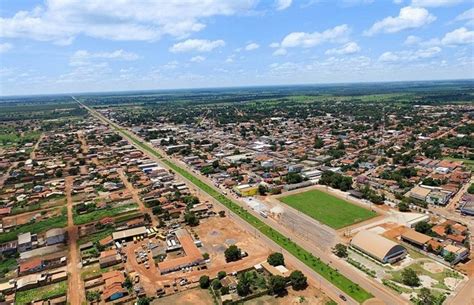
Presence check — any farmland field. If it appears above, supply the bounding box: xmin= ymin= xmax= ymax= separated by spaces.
xmin=279 ymin=189 xmax=377 ymax=229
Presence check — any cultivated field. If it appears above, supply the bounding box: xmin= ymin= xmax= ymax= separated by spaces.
xmin=279 ymin=189 xmax=377 ymax=229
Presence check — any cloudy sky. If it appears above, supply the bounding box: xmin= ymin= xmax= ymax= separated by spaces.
xmin=0 ymin=0 xmax=473 ymax=95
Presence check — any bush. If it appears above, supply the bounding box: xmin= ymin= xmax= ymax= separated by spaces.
xmin=199 ymin=275 xmax=210 ymax=289
xmin=267 ymin=252 xmax=285 ymax=266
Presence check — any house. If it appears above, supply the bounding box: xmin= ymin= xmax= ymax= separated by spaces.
xmin=442 ymin=244 xmax=469 ymax=264
xmin=426 ymin=190 xmax=451 ymax=206
xmin=19 ymin=257 xmax=44 ymax=275
xmin=350 ymin=230 xmax=407 ymax=264
xmin=102 ymin=270 xmax=126 ymax=301
xmin=45 ymin=228 xmax=67 ymax=245
xmin=408 ymin=186 xmax=431 ymax=202
xmin=18 ymin=232 xmax=35 ymax=253
xmin=99 ymin=249 xmax=122 ymax=268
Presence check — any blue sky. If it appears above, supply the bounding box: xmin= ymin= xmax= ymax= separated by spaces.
xmin=0 ymin=0 xmax=473 ymax=95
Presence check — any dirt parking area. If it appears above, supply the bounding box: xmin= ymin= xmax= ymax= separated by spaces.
xmin=245 ymin=285 xmax=331 ymax=305
xmin=151 ymin=288 xmax=213 ymax=305
xmin=196 ymin=215 xmax=271 ymax=269
xmin=121 ymin=214 xmax=271 ymax=297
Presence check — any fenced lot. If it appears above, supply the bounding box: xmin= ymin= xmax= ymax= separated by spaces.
xmin=279 ymin=189 xmax=377 ymax=229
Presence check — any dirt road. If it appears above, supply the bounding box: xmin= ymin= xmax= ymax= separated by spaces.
xmin=118 ymin=168 xmax=158 ymax=227
xmin=65 ymin=176 xmax=84 ymax=304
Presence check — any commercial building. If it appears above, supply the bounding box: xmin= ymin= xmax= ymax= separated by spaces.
xmin=112 ymin=226 xmax=147 ymax=242
xmin=157 ymin=229 xmax=204 ymax=274
xmin=350 ymin=230 xmax=407 ymax=264
xmin=400 ymin=228 xmax=432 ymax=249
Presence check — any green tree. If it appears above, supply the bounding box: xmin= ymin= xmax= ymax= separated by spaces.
xmin=123 ymin=275 xmax=133 ymax=290
xmin=217 ymin=271 xmax=227 ymax=280
xmin=236 ymin=273 xmax=251 ymax=296
xmin=224 ymin=245 xmax=242 ymax=262
xmin=258 ymin=184 xmax=268 ymax=195
xmin=86 ymin=290 xmax=101 ymax=302
xmin=444 ymin=252 xmax=456 ymax=263
xmin=334 ymin=243 xmax=348 ymax=258
xmin=415 ymin=221 xmax=432 ymax=235
xmin=401 ymin=268 xmax=420 ymax=287
xmin=468 ymin=184 xmax=474 ymax=194
xmin=416 ymin=288 xmax=436 ymax=305
xmin=137 ymin=297 xmax=150 ymax=305
xmin=289 ymin=270 xmax=307 ymax=290
xmin=184 ymin=212 xmax=199 ymax=226
xmin=398 ymin=201 xmax=410 ymax=212
xmin=220 ymin=286 xmax=230 ymax=295
xmin=268 ymin=275 xmax=287 ymax=295
xmin=267 ymin=252 xmax=285 ymax=266
xmin=314 ymin=136 xmax=324 ymax=149
xmin=211 ymin=278 xmax=222 ymax=290
xmin=199 ymin=275 xmax=210 ymax=289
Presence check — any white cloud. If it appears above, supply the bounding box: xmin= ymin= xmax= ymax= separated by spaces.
xmin=162 ymin=61 xmax=179 ymax=70
xmin=364 ymin=6 xmax=436 ymax=36
xmin=190 ymin=55 xmax=206 ymax=62
xmin=72 ymin=49 xmax=139 ymax=61
xmin=404 ymin=35 xmax=422 ymax=45
xmin=280 ymin=24 xmax=350 ymax=48
xmin=269 ymin=42 xmax=280 ymax=48
xmin=455 ymin=8 xmax=474 ymax=26
xmin=378 ymin=46 xmax=441 ymax=62
xmin=0 ymin=0 xmax=258 ymax=44
xmin=170 ymin=39 xmax=225 ymax=53
xmin=273 ymin=48 xmax=288 ymax=56
xmin=225 ymin=55 xmax=235 ymax=63
xmin=245 ymin=42 xmax=260 ymax=51
xmin=275 ymin=0 xmax=292 ymax=10
xmin=0 ymin=42 xmax=12 ymax=53
xmin=441 ymin=27 xmax=474 ymax=45
xmin=411 ymin=0 xmax=464 ymax=7
xmin=325 ymin=42 xmax=360 ymax=55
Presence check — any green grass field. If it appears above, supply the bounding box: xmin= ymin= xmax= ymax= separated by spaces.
xmin=279 ymin=190 xmax=377 ymax=229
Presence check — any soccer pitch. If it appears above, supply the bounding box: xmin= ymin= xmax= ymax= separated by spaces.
xmin=279 ymin=189 xmax=377 ymax=229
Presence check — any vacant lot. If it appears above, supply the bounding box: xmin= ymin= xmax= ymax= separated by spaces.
xmin=245 ymin=284 xmax=331 ymax=305
xmin=279 ymin=189 xmax=377 ymax=229
xmin=152 ymin=288 xmax=213 ymax=305
xmin=15 ymin=280 xmax=67 ymax=305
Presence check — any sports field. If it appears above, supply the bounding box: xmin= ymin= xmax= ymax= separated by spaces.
xmin=279 ymin=189 xmax=377 ymax=229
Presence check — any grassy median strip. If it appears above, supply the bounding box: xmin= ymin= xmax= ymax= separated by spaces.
xmin=87 ymin=106 xmax=374 ymax=303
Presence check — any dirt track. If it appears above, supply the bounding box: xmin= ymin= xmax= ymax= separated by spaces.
xmin=66 ymin=176 xmax=85 ymax=304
